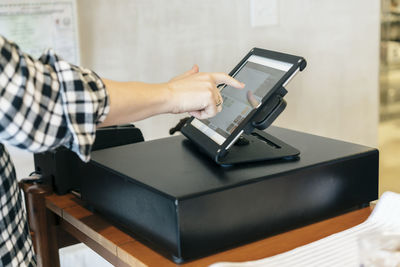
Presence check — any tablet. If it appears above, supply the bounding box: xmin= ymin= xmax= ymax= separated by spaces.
xmin=181 ymin=48 xmax=306 ymax=162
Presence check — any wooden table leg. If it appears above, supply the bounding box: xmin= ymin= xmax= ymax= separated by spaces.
xmin=20 ymin=183 xmax=60 ymax=267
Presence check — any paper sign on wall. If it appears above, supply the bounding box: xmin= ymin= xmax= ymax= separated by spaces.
xmin=0 ymin=0 xmax=80 ymax=64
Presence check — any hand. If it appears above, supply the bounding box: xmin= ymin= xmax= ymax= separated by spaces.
xmin=167 ymin=65 xmax=245 ymax=119
xmin=99 ymin=65 xmax=245 ymax=127
xmin=247 ymin=90 xmax=261 ymax=108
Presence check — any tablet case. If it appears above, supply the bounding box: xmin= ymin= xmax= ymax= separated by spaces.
xmin=181 ymin=48 xmax=307 ymax=165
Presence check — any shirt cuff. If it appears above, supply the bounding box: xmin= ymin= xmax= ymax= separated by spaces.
xmin=44 ymin=49 xmax=110 ymax=162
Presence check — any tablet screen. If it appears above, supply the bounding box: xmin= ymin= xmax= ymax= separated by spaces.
xmin=191 ymin=55 xmax=293 ymax=145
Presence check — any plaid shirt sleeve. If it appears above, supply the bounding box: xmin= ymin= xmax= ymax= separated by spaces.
xmin=0 ymin=34 xmax=109 ymax=266
xmin=0 ymin=35 xmax=109 ymax=161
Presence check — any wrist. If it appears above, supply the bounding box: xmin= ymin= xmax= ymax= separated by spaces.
xmin=165 ymin=81 xmax=178 ymax=114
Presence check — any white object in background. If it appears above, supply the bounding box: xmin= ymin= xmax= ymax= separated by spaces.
xmin=250 ymin=0 xmax=278 ymax=27
xmin=5 ymin=147 xmax=34 ymax=180
xmin=0 ymin=0 xmax=80 ymax=64
xmin=210 ymin=191 xmax=400 ymax=267
xmin=59 ymin=243 xmax=113 ymax=267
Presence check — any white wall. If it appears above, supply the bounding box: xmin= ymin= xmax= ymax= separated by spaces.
xmin=77 ymin=0 xmax=380 ymax=146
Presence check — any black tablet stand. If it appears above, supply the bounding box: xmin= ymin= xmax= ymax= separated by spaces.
xmin=215 ymin=87 xmax=300 ymax=165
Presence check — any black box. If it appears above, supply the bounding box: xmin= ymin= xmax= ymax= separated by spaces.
xmin=33 ymin=125 xmax=144 ymax=194
xmin=80 ymin=127 xmax=378 ymax=263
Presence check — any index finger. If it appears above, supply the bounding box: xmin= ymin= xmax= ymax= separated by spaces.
xmin=211 ymin=72 xmax=245 ymax=89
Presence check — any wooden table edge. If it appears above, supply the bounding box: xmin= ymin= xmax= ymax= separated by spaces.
xmin=45 ymin=193 xmax=373 ymax=267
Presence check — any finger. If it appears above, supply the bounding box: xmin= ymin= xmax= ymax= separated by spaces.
xmin=183 ymin=64 xmax=199 ymax=76
xmin=192 ymin=102 xmax=218 ymax=119
xmin=203 ymin=102 xmax=218 ymax=118
xmin=215 ymin=91 xmax=223 ymax=107
xmin=169 ymin=65 xmax=199 ymax=82
xmin=189 ymin=110 xmax=201 ymax=118
xmin=191 ymin=64 xmax=199 ymax=73
xmin=180 ymin=65 xmax=199 ymax=79
xmin=247 ymin=90 xmax=260 ymax=108
xmin=210 ymin=85 xmax=223 ymax=112
xmin=196 ymin=110 xmax=213 ymax=120
xmin=190 ymin=99 xmax=222 ymax=118
xmin=211 ymin=73 xmax=245 ymax=89
xmin=217 ymin=103 xmax=223 ymax=113
xmin=189 ymin=110 xmax=207 ymax=119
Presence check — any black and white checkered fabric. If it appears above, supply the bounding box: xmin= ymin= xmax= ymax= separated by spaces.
xmin=0 ymin=35 xmax=109 ymax=266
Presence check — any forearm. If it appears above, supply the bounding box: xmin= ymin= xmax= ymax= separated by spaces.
xmin=99 ymin=79 xmax=172 ymax=127
xmin=98 ymin=67 xmax=244 ymax=127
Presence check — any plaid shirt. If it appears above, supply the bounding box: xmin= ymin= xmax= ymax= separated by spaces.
xmin=0 ymin=35 xmax=109 ymax=266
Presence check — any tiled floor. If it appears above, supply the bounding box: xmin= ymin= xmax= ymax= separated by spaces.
xmin=379 ymin=119 xmax=400 ymax=195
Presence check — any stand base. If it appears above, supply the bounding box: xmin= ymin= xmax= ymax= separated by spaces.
xmin=216 ymin=129 xmax=300 ymax=165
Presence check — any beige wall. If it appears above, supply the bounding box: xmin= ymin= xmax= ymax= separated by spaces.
xmin=9 ymin=0 xmax=380 ymax=179
xmin=77 ymin=0 xmax=379 ymax=146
